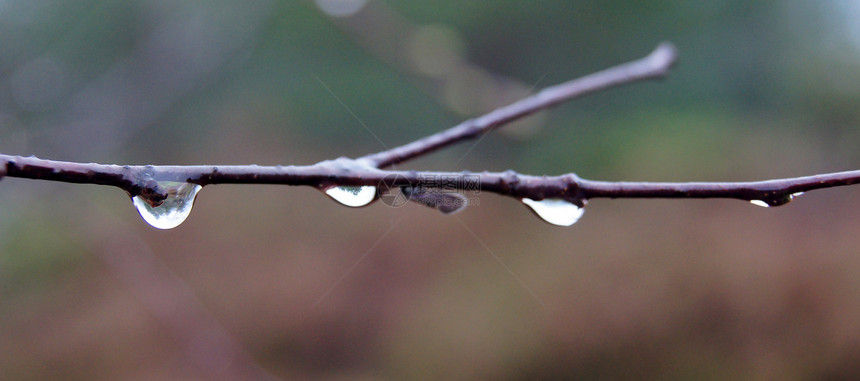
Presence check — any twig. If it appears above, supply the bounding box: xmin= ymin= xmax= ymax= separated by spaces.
xmin=3 ymin=152 xmax=860 ymax=208
xmin=579 ymin=170 xmax=860 ymax=205
xmin=2 ymin=42 xmax=859 ymax=219
xmin=359 ymin=42 xmax=678 ymax=168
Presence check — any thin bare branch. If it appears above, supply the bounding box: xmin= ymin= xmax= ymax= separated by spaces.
xmin=579 ymin=170 xmax=860 ymax=206
xmin=4 ymin=153 xmax=860 ymax=210
xmin=4 ymin=42 xmax=860 ymax=224
xmin=358 ymin=42 xmax=678 ymax=168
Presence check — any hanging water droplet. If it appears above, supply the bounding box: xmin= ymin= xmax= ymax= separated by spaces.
xmin=749 ymin=199 xmax=771 ymax=208
xmin=749 ymin=192 xmax=803 ymax=208
xmin=401 ymin=186 xmax=468 ymax=214
xmin=132 ymin=182 xmax=202 ymax=229
xmin=522 ymin=198 xmax=585 ymax=226
xmin=324 ymin=186 xmax=377 ymax=207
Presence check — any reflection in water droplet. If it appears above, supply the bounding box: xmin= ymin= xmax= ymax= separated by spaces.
xmin=132 ymin=182 xmax=202 ymax=229
xmin=522 ymin=198 xmax=585 ymax=226
xmin=324 ymin=186 xmax=377 ymax=207
xmin=401 ymin=186 xmax=468 ymax=214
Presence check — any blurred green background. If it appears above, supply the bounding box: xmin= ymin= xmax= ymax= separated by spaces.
xmin=3 ymin=0 xmax=860 ymax=379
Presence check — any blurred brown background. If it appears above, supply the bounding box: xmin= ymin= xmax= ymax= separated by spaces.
xmin=3 ymin=0 xmax=860 ymax=379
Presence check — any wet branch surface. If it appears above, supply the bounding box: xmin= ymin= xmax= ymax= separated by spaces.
xmin=2 ymin=42 xmax=858 ymax=212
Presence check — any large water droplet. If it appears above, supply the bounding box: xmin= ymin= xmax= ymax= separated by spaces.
xmin=132 ymin=182 xmax=202 ymax=229
xmin=324 ymin=186 xmax=377 ymax=207
xmin=401 ymin=186 xmax=468 ymax=214
xmin=522 ymin=198 xmax=585 ymax=226
xmin=749 ymin=192 xmax=803 ymax=208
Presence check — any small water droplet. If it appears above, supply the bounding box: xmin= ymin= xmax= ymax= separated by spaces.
xmin=324 ymin=186 xmax=377 ymax=207
xmin=132 ymin=182 xmax=202 ymax=229
xmin=749 ymin=199 xmax=771 ymax=208
xmin=401 ymin=186 xmax=468 ymax=214
xmin=749 ymin=192 xmax=803 ymax=208
xmin=522 ymin=198 xmax=585 ymax=226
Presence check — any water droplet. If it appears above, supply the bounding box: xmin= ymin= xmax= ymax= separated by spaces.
xmin=401 ymin=186 xmax=468 ymax=214
xmin=749 ymin=200 xmax=771 ymax=208
xmin=749 ymin=192 xmax=803 ymax=208
xmin=132 ymin=182 xmax=202 ymax=229
xmin=522 ymin=198 xmax=585 ymax=226
xmin=324 ymin=186 xmax=377 ymax=207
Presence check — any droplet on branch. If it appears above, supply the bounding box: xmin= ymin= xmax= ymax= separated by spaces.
xmin=323 ymin=186 xmax=377 ymax=207
xmin=522 ymin=198 xmax=585 ymax=226
xmin=749 ymin=192 xmax=803 ymax=208
xmin=132 ymin=182 xmax=202 ymax=229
